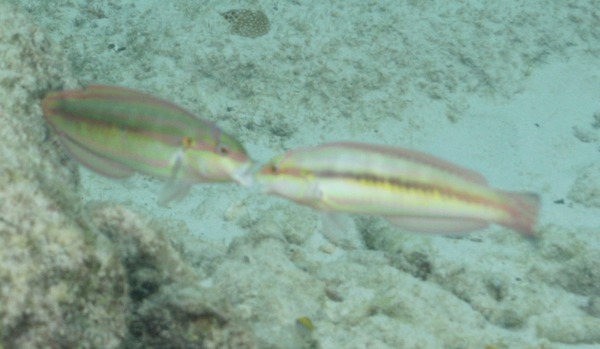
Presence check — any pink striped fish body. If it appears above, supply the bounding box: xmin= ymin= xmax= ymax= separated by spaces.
xmin=255 ymin=142 xmax=540 ymax=237
xmin=42 ymin=85 xmax=252 ymax=204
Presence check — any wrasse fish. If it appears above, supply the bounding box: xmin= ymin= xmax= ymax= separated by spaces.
xmin=42 ymin=85 xmax=252 ymax=204
xmin=255 ymin=142 xmax=540 ymax=237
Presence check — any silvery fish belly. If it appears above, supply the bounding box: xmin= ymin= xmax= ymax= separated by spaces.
xmin=255 ymin=142 xmax=540 ymax=237
xmin=42 ymin=85 xmax=252 ymax=204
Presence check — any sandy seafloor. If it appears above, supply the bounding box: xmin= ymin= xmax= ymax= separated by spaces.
xmin=4 ymin=0 xmax=600 ymax=348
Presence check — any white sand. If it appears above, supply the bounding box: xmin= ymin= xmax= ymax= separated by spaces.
xmin=22 ymin=0 xmax=600 ymax=347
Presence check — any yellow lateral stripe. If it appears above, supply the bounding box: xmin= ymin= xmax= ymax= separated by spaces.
xmin=316 ymin=170 xmax=507 ymax=218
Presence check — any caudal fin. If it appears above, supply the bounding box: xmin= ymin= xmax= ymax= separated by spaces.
xmin=501 ymin=191 xmax=541 ymax=238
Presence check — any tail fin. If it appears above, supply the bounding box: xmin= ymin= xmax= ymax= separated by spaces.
xmin=501 ymin=191 xmax=541 ymax=238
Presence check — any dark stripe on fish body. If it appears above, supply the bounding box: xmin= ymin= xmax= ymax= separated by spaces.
xmin=46 ymin=87 xmax=221 ymax=150
xmin=54 ymin=107 xmax=199 ymax=147
xmin=315 ymin=170 xmax=503 ymax=211
xmin=51 ymin=92 xmax=205 ymax=132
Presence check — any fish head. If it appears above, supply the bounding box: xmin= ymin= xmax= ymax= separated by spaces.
xmin=184 ymin=130 xmax=253 ymax=185
xmin=254 ymin=151 xmax=321 ymax=206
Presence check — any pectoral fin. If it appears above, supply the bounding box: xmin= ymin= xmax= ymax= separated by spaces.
xmin=158 ymin=151 xmax=192 ymax=206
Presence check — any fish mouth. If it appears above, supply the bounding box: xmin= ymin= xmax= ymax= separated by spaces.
xmin=231 ymin=162 xmax=255 ymax=187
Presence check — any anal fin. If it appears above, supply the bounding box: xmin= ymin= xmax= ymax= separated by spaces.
xmin=385 ymin=216 xmax=489 ymax=234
